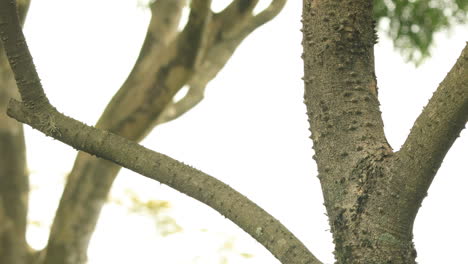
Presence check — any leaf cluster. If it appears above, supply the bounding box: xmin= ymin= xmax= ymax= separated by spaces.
xmin=374 ymin=0 xmax=468 ymax=64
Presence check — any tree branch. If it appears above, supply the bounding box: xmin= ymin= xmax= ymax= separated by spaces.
xmin=156 ymin=84 xmax=205 ymax=124
xmin=218 ymin=0 xmax=259 ymax=16
xmin=42 ymin=0 xmax=209 ymax=262
xmin=10 ymin=0 xmax=286 ymax=261
xmin=395 ymin=43 xmax=468 ymax=207
xmin=248 ymin=0 xmax=286 ymax=30
xmin=0 ymin=1 xmax=31 ymax=262
xmin=0 ymin=0 xmax=48 ymax=108
xmin=1 ymin=1 xmax=324 ymax=264
xmin=97 ymin=0 xmax=210 ymax=139
xmin=157 ymin=0 xmax=288 ymax=125
xmin=8 ymin=100 xmax=323 ymax=264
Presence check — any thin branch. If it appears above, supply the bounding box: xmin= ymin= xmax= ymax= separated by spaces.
xmin=173 ymin=0 xmax=212 ymax=70
xmin=218 ymin=0 xmax=259 ymax=16
xmin=247 ymin=0 xmax=287 ymax=31
xmin=0 ymin=1 xmax=322 ymax=263
xmin=395 ymin=43 xmax=468 ymax=204
xmin=157 ymin=0 xmax=288 ymax=126
xmin=156 ymin=84 xmax=205 ymax=124
xmin=215 ymin=0 xmax=259 ymax=31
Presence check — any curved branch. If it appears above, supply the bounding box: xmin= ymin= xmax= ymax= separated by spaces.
xmin=218 ymin=0 xmax=259 ymax=16
xmin=156 ymin=84 xmax=205 ymax=124
xmin=0 ymin=1 xmax=322 ymax=263
xmin=247 ymin=0 xmax=286 ymax=31
xmin=0 ymin=0 xmax=287 ymax=261
xmin=395 ymin=43 xmax=468 ymax=205
xmin=9 ymin=100 xmax=323 ymax=264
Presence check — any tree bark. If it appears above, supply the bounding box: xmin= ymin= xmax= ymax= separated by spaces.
xmin=302 ymin=0 xmax=467 ymax=263
xmin=0 ymin=1 xmax=31 ymax=263
xmin=2 ymin=0 xmax=466 ymax=263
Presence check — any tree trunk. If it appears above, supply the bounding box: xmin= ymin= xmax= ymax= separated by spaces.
xmin=302 ymin=0 xmax=467 ymax=263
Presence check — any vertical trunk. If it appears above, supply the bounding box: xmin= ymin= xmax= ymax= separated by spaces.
xmin=301 ymin=0 xmax=417 ymax=262
xmin=0 ymin=1 xmax=31 ymax=263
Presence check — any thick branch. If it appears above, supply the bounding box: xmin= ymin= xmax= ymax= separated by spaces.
xmin=8 ymin=100 xmax=322 ymax=264
xmin=0 ymin=1 xmax=323 ymax=263
xmin=395 ymin=43 xmax=468 ymax=207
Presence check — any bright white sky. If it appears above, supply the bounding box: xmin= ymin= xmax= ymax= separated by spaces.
xmin=19 ymin=0 xmax=467 ymax=263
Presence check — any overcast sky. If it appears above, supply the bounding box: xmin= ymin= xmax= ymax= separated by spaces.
xmin=20 ymin=1 xmax=467 ymax=263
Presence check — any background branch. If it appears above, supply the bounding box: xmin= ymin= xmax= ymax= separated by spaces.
xmin=156 ymin=84 xmax=205 ymax=124
xmin=248 ymin=0 xmax=287 ymax=30
xmin=41 ymin=0 xmax=188 ymax=262
xmin=37 ymin=0 xmax=287 ymax=262
xmin=0 ymin=1 xmax=31 ymax=263
xmin=41 ymin=0 xmax=215 ymax=261
xmin=157 ymin=0 xmax=287 ymax=125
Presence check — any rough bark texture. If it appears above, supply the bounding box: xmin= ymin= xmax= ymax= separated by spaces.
xmin=302 ymin=0 xmax=467 ymax=263
xmin=0 ymin=1 xmax=31 ymax=263
xmin=1 ymin=0 xmax=467 ymax=263
xmin=8 ymin=100 xmax=322 ymax=264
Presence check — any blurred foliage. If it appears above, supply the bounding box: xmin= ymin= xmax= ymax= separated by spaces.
xmin=216 ymin=236 xmax=255 ymax=264
xmin=112 ymin=189 xmax=183 ymax=237
xmin=374 ymin=0 xmax=468 ymax=64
